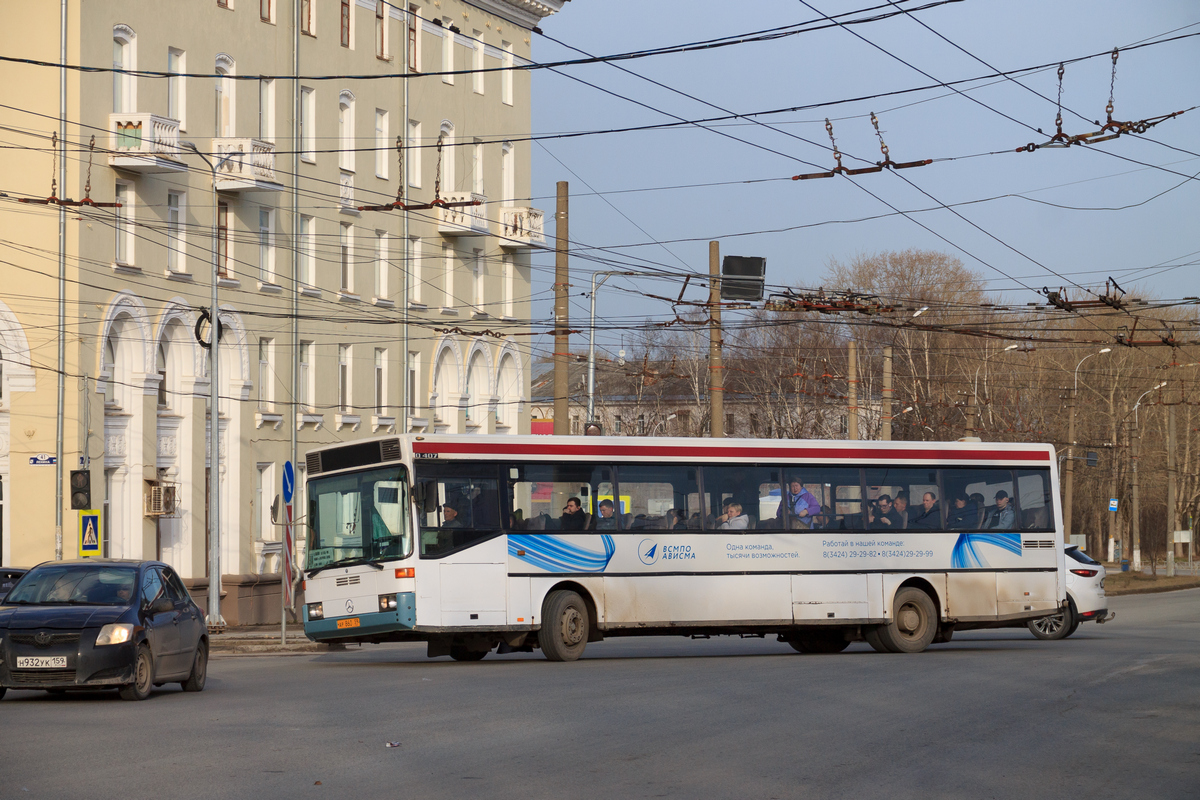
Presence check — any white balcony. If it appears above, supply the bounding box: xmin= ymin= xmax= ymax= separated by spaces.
xmin=108 ymin=113 xmax=187 ymax=173
xmin=213 ymin=138 xmax=284 ymax=193
xmin=438 ymin=192 xmax=489 ymax=236
xmin=499 ymin=206 xmax=546 ymax=249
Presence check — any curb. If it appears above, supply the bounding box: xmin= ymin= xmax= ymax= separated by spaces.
xmin=1106 ymin=582 xmax=1200 ymax=597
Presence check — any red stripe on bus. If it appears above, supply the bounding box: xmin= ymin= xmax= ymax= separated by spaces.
xmin=411 ymin=442 xmax=1050 ymax=462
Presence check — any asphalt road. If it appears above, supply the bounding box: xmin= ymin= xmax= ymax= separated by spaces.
xmin=3 ymin=590 xmax=1198 ymax=800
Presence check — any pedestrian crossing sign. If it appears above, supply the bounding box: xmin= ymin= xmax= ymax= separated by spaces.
xmin=78 ymin=510 xmax=102 ymax=557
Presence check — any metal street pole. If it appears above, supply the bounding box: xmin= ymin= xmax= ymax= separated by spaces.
xmin=709 ymin=241 xmax=723 ymax=438
xmin=1065 ymin=348 xmax=1111 ymax=545
xmin=969 ymin=344 xmax=1019 ymax=438
xmin=180 ymin=141 xmax=230 ymax=630
xmin=1130 ymin=381 xmax=1166 ymax=572
xmin=847 ymin=339 xmax=858 ymax=440
xmin=54 ymin=0 xmax=67 ymax=561
xmin=586 ymin=270 xmax=664 ymax=428
xmin=553 ymin=182 xmax=569 ymax=435
xmin=881 ymin=346 xmax=893 ymax=441
xmin=1166 ymin=400 xmax=1176 ymax=577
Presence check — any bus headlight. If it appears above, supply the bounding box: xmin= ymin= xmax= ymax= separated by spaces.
xmin=378 ymin=594 xmax=398 ymax=612
xmin=307 ymin=602 xmax=324 ymax=620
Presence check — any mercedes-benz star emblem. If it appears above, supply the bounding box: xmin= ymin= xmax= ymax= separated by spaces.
xmin=34 ymin=631 xmax=52 ymax=646
xmin=345 ymin=599 xmax=354 ymax=614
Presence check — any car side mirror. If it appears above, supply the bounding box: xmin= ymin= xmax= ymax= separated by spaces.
xmin=147 ymin=597 xmax=173 ymax=615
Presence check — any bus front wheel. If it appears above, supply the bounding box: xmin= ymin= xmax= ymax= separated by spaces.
xmin=540 ymin=590 xmax=589 ymax=662
xmin=872 ymin=588 xmax=937 ymax=653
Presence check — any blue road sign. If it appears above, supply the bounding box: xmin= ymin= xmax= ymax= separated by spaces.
xmin=282 ymin=460 xmax=295 ymax=504
xmin=1109 ymin=498 xmax=1119 ymax=512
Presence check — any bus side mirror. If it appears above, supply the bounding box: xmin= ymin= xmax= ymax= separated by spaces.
xmin=413 ymin=481 xmax=427 ymax=507
xmin=1086 ymin=452 xmax=1099 ymax=468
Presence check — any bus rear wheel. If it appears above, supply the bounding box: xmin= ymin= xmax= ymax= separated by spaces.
xmin=873 ymin=588 xmax=937 ymax=654
xmin=540 ymin=590 xmax=589 ymax=662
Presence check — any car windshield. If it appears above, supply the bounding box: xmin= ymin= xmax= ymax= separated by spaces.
xmin=5 ymin=565 xmax=138 ymax=606
xmin=307 ymin=465 xmax=411 ymax=571
xmin=1066 ymin=547 xmax=1101 ymax=566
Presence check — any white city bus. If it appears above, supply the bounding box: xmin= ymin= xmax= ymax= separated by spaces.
xmin=301 ymin=434 xmax=1066 ymax=660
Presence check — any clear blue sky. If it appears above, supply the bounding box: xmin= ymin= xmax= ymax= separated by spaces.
xmin=527 ymin=0 xmax=1200 ymax=359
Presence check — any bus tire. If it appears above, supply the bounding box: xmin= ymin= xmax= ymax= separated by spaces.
xmin=540 ymin=590 xmax=589 ymax=662
xmin=787 ymin=632 xmax=851 ymax=654
xmin=875 ymin=588 xmax=937 ymax=653
xmin=863 ymin=625 xmax=894 ymax=653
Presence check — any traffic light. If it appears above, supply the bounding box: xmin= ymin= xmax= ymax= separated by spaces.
xmin=69 ymin=469 xmax=92 ymax=510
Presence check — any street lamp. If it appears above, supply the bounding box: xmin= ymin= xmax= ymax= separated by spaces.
xmin=967 ymin=344 xmax=1019 ymax=436
xmin=179 ymin=140 xmax=232 ymax=631
xmin=1128 ymin=380 xmax=1167 ymax=573
xmin=1063 ymin=348 xmax=1112 ymax=546
xmin=649 ymin=413 xmax=677 ymax=437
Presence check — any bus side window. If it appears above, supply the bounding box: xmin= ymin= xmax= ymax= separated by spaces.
xmin=615 ymin=465 xmax=699 ymax=531
xmin=1016 ymin=469 xmax=1053 ymax=530
xmin=510 ymin=464 xmax=611 ymax=531
xmin=944 ymin=468 xmax=1016 ymax=530
xmin=412 ymin=463 xmax=502 ymax=557
xmin=701 ymin=466 xmax=778 ymax=531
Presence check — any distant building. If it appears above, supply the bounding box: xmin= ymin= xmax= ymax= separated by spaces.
xmin=0 ymin=1 xmax=565 ymax=592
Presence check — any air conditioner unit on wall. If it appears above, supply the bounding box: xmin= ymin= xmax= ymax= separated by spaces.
xmin=144 ymin=482 xmax=179 ymax=518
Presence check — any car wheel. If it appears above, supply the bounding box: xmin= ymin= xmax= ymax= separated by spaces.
xmin=875 ymin=588 xmax=938 ymax=653
xmin=539 ymin=590 xmax=589 ymax=662
xmin=449 ymin=645 xmax=488 ymax=662
xmin=1028 ymin=601 xmax=1075 ymax=641
xmin=182 ymin=640 xmax=208 ymax=692
xmin=0 ymin=687 xmax=6 ymax=701
xmin=119 ymin=644 xmax=154 ymax=701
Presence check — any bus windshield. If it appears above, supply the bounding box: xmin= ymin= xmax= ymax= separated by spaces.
xmin=307 ymin=465 xmax=411 ymax=571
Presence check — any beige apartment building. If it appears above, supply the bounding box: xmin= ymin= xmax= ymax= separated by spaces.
xmin=0 ymin=0 xmax=564 ymax=589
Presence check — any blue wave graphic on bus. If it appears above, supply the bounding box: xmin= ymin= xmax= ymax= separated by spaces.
xmin=509 ymin=534 xmax=616 ymax=573
xmin=951 ymin=532 xmax=1022 ymax=568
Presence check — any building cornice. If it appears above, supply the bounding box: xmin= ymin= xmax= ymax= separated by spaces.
xmin=473 ymin=0 xmax=567 ymax=28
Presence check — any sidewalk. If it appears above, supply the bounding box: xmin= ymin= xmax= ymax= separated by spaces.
xmin=207 ymin=625 xmax=348 ymax=656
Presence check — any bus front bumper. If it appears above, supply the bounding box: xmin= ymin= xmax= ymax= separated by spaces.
xmin=304 ymin=592 xmax=416 ymax=641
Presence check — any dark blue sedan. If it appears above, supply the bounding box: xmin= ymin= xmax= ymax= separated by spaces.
xmin=0 ymin=560 xmax=208 ymax=701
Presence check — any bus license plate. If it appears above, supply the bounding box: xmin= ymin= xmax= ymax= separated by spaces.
xmin=16 ymin=656 xmax=68 ymax=669
xmin=337 ymin=618 xmax=361 ymax=629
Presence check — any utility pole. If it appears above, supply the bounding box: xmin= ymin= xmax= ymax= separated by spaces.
xmin=553 ymin=181 xmax=569 ymax=435
xmin=1108 ymin=406 xmax=1121 ymax=563
xmin=847 ymin=339 xmax=859 ymax=440
xmin=964 ymin=394 xmax=977 ymax=438
xmin=709 ymin=241 xmax=723 ymax=438
xmin=1131 ymin=415 xmax=1141 ymax=572
xmin=1064 ymin=386 xmax=1076 ymax=545
xmin=881 ymin=345 xmax=893 ymax=441
xmin=1167 ymin=400 xmax=1176 ymax=577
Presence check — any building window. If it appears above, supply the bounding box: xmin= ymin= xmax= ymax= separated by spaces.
xmin=408 ymin=236 xmax=422 ymax=304
xmin=374 ymin=348 xmax=387 ymax=415
xmin=114 ymin=183 xmax=133 ymax=265
xmin=638 ymin=415 xmax=645 ymax=436
xmin=338 ymin=345 xmax=351 ymax=413
xmin=112 ymin=28 xmax=135 ymax=114
xmin=214 ymin=56 xmax=235 ymax=138
xmin=167 ymin=48 xmax=185 ymax=128
xmin=258 ymin=78 xmax=275 ymax=141
xmin=501 ymin=142 xmax=514 ymax=206
xmin=260 ymin=0 xmax=273 ymax=23
xmin=340 ymin=0 xmax=351 ymax=47
xmin=218 ymin=0 xmax=229 ymax=8
xmin=299 ymin=214 xmax=316 ymax=287
xmin=725 ymin=413 xmax=735 ymax=435
xmin=258 ymin=208 xmax=275 ymax=283
xmin=408 ymin=5 xmax=420 ymax=72
xmin=614 ymin=415 xmax=622 ymax=434
xmin=472 ymin=248 xmax=484 ymax=309
xmin=407 ymin=119 xmax=421 ymax=188
xmin=442 ymin=242 xmax=454 ymax=307
xmin=339 ymin=92 xmax=355 ymax=172
xmin=472 ymin=138 xmax=484 ymax=195
xmin=216 ymin=200 xmax=229 ymax=277
xmin=502 ymin=254 xmax=513 ymax=317
xmin=472 ymin=30 xmax=484 ymax=94
xmin=375 ymin=109 xmax=388 ymax=179
xmin=258 ymin=338 xmax=274 ymax=412
xmin=340 ymin=222 xmax=353 ymax=292
xmin=501 ymin=41 xmax=513 ymax=106
xmin=300 ymin=86 xmax=315 ymax=161
xmin=376 ymin=0 xmax=387 ymax=59
xmin=441 ymin=18 xmax=454 ymax=84
xmin=157 ymin=342 xmax=169 ymax=408
xmin=300 ymin=0 xmax=314 ymax=35
xmin=374 ymin=231 xmax=388 ymax=299
xmin=298 ymin=341 xmax=313 ymax=411
xmin=407 ymin=351 xmax=420 ymax=413
xmin=166 ymin=191 xmax=184 ymax=272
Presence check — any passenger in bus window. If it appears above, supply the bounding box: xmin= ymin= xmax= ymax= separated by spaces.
xmin=715 ymin=501 xmax=749 ymax=530
xmin=985 ymin=490 xmax=1016 ymax=530
xmin=561 ymin=497 xmax=587 ymax=530
xmin=869 ymin=494 xmax=903 ymax=529
xmin=947 ymin=492 xmax=977 ymax=529
xmin=892 ymin=491 xmax=911 ymax=529
xmin=910 ymin=492 xmax=941 ymax=529
xmin=668 ymin=509 xmax=688 ymax=530
xmin=594 ymin=499 xmax=617 ymax=530
xmin=778 ymin=477 xmax=820 ymax=529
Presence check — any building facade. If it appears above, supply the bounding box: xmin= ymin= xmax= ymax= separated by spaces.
xmin=0 ymin=0 xmax=565 ymax=583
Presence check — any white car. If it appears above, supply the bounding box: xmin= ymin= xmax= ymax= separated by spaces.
xmin=1027 ymin=545 xmax=1113 ymax=640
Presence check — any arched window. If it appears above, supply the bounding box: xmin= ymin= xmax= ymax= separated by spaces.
xmin=433 ymin=347 xmax=459 ymax=429
xmin=112 ymin=26 xmax=136 ymax=114
xmin=496 ymin=353 xmax=520 ymax=430
xmin=156 ymin=341 xmax=168 ymax=408
xmin=464 ymin=352 xmax=487 ymax=424
xmin=439 ymin=120 xmax=455 ymax=192
xmin=215 ymin=54 xmax=236 ymax=137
